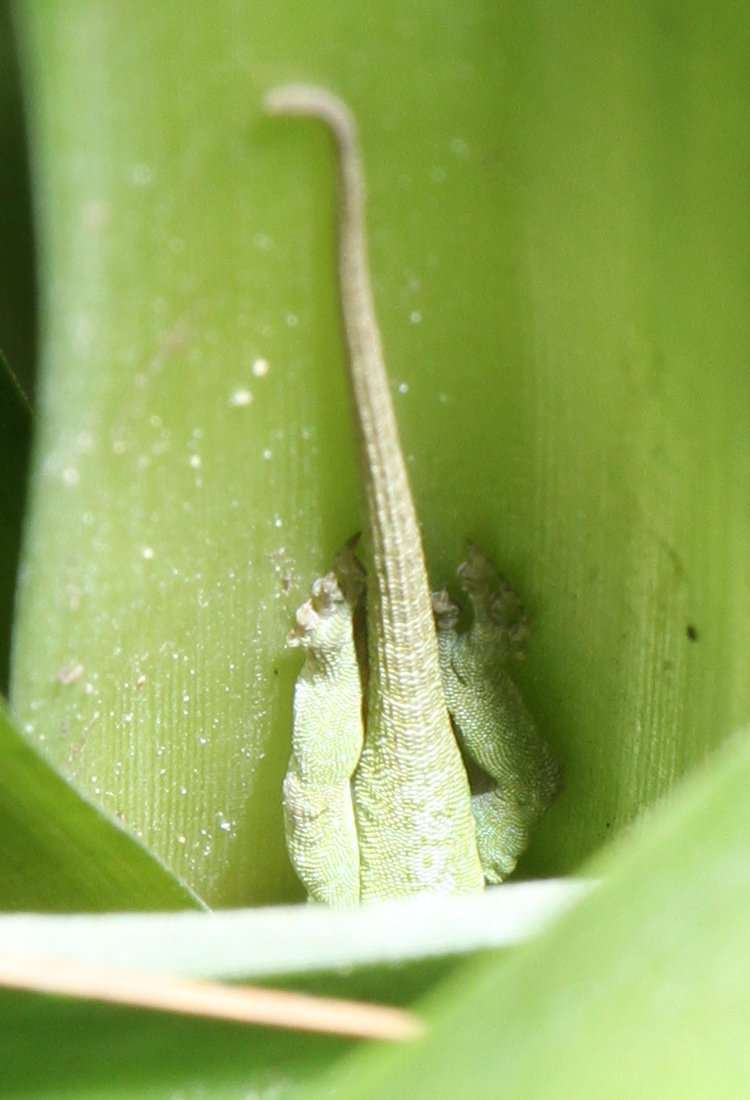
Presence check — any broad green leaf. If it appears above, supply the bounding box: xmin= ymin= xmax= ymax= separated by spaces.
xmin=310 ymin=730 xmax=750 ymax=1098
xmin=10 ymin=0 xmax=750 ymax=910
xmin=0 ymin=881 xmax=589 ymax=978
xmin=0 ymin=885 xmax=587 ymax=1097
xmin=0 ymin=698 xmax=202 ymax=911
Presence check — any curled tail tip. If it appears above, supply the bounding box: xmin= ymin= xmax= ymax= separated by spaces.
xmin=262 ymin=83 xmax=353 ymax=129
xmin=262 ymin=82 xmax=308 ymax=115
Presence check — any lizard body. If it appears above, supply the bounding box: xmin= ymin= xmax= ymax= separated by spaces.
xmin=266 ymin=84 xmax=484 ymax=899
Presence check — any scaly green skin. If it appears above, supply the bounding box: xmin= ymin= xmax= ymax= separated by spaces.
xmin=267 ymin=84 xmax=483 ymax=900
xmin=434 ymin=544 xmax=563 ymax=882
xmin=284 ymin=572 xmax=364 ymax=905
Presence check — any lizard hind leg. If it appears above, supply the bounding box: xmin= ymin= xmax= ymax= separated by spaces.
xmin=434 ymin=546 xmax=562 ymax=883
xmin=284 ymin=570 xmax=365 ymax=905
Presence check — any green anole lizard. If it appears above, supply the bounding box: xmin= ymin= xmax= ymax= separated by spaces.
xmin=265 ymin=85 xmax=561 ymax=904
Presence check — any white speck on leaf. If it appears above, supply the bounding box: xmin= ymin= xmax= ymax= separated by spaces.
xmin=56 ymin=663 xmax=84 ymax=685
xmin=230 ymin=387 xmax=253 ymax=407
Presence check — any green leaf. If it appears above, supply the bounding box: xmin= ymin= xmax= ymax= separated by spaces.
xmin=0 ymin=698 xmax=202 ymax=911
xmin=4 ymin=7 xmax=750 ymax=1092
xmin=0 ymin=985 xmax=354 ymax=1099
xmin=0 ymin=881 xmax=588 ymax=977
xmin=0 ymin=885 xmax=584 ymax=1096
xmin=12 ymin=0 xmax=750 ymax=907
